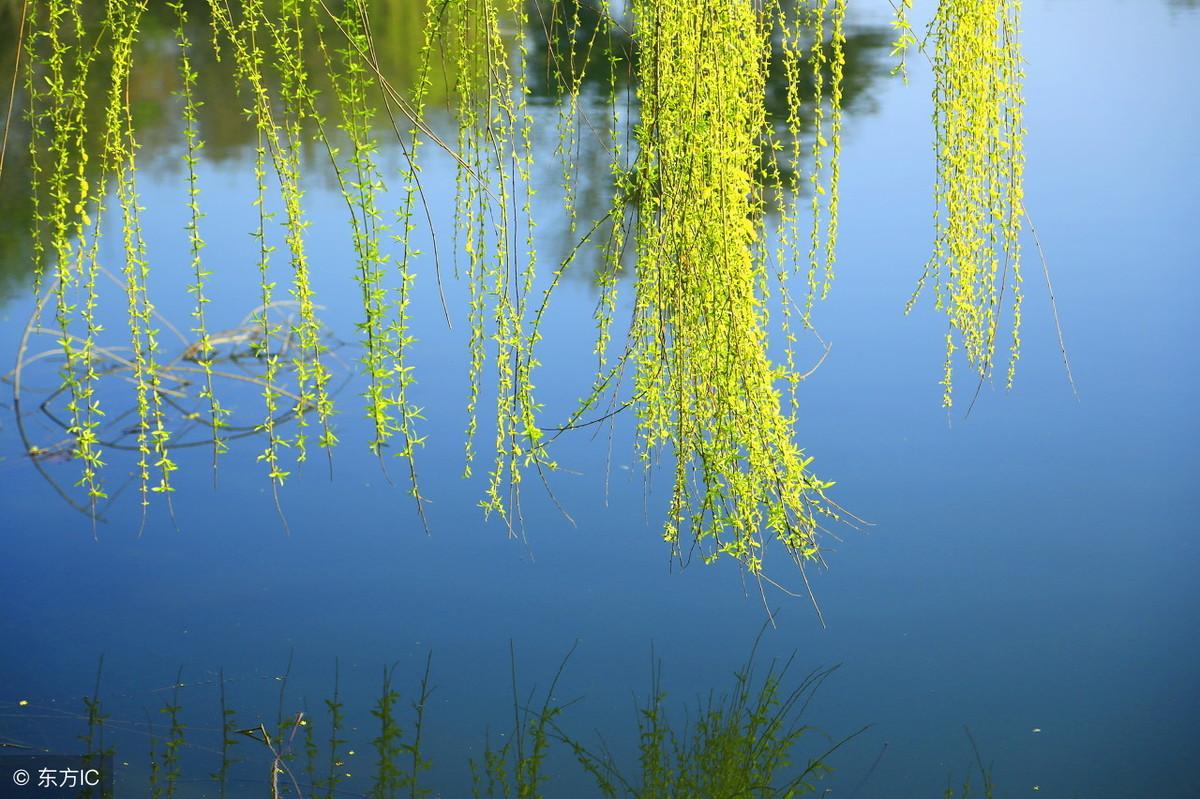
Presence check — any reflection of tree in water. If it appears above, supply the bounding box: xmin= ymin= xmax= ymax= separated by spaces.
xmin=0 ymin=1 xmax=436 ymax=300
xmin=0 ymin=2 xmax=32 ymax=300
xmin=525 ymin=0 xmax=889 ymax=120
xmin=0 ymin=0 xmax=890 ymax=299
xmin=0 ymin=0 xmax=21 ymax=27
xmin=9 ymin=292 xmax=351 ymax=519
xmin=522 ymin=0 xmax=891 ymax=284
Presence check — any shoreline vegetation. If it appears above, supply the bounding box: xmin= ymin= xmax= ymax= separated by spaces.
xmin=3 ymin=640 xmax=999 ymax=798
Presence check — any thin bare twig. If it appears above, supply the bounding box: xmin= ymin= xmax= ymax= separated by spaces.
xmin=1025 ymin=203 xmax=1078 ymax=400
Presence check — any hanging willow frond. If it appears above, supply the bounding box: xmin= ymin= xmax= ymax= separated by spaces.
xmin=426 ymin=0 xmax=551 ymax=535
xmin=614 ymin=0 xmax=841 ymax=574
xmin=11 ymin=0 xmax=1039 ymax=578
xmin=909 ymin=0 xmax=1027 ymax=407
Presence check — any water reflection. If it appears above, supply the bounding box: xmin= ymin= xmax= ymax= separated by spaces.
xmin=0 ymin=0 xmax=892 ymax=301
xmin=0 ymin=4 xmax=1196 ymax=798
xmin=0 ymin=0 xmax=446 ymax=300
xmin=525 ymin=0 xmax=892 ymax=284
xmin=523 ymin=0 xmax=890 ymax=119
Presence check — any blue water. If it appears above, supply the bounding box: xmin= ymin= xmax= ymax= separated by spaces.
xmin=1 ymin=1 xmax=1197 ymax=797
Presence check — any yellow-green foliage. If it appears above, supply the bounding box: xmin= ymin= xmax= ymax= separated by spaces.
xmin=29 ymin=0 xmax=107 ymax=514
xmin=388 ymin=0 xmax=436 ymax=520
xmin=543 ymin=0 xmax=609 ymax=239
xmin=104 ymin=0 xmax=177 ymax=516
xmin=19 ymin=0 xmax=851 ymax=568
xmin=316 ymin=0 xmax=429 ymax=521
xmin=428 ymin=0 xmax=552 ymax=532
xmin=540 ymin=3 xmax=626 ymax=418
xmin=170 ymin=0 xmax=228 ymax=478
xmin=889 ymin=0 xmax=917 ymax=82
xmin=208 ymin=0 xmax=340 ymax=490
xmin=15 ymin=0 xmax=1034 ymax=576
xmin=207 ymin=0 xmax=290 ymax=491
xmin=770 ymin=0 xmax=846 ymax=422
xmin=271 ymin=0 xmax=337 ymax=461
xmin=328 ymin=4 xmax=395 ymax=458
xmin=618 ymin=0 xmax=840 ymax=573
xmin=24 ymin=0 xmax=183 ymax=523
xmin=910 ymin=0 xmax=1026 ymax=407
xmin=20 ymin=0 xmax=438 ymax=524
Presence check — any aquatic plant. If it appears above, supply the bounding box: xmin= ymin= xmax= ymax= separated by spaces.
xmin=372 ymin=664 xmax=405 ymax=797
xmin=242 ymin=714 xmax=307 ymax=799
xmin=303 ymin=700 xmax=320 ymax=793
xmin=320 ymin=660 xmax=347 ymax=799
xmin=147 ymin=708 xmax=161 ymax=799
xmin=161 ymin=668 xmax=186 ymax=798
xmin=565 ymin=658 xmax=864 ymax=797
xmin=943 ymin=728 xmax=996 ymax=799
xmin=80 ymin=657 xmax=113 ymax=799
xmin=368 ymin=657 xmax=434 ymax=799
xmin=212 ymin=668 xmax=239 ymax=798
xmin=469 ymin=643 xmax=574 ymax=798
xmin=11 ymin=645 xmax=1011 ymax=797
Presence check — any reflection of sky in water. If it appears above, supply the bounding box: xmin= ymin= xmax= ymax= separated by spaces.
xmin=0 ymin=0 xmax=1197 ymax=797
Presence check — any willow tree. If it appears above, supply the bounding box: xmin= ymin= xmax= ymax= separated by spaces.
xmin=3 ymin=0 xmax=1037 ymax=585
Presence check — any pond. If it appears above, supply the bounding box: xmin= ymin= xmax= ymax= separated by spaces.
xmin=0 ymin=0 xmax=1197 ymax=797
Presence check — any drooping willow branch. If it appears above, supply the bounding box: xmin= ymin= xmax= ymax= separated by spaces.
xmin=423 ymin=0 xmax=552 ymax=537
xmin=170 ymin=0 xmax=229 ymax=484
xmin=619 ymin=0 xmax=843 ymax=573
xmin=15 ymin=0 xmax=853 ymax=574
xmin=7 ymin=0 xmax=1045 ymax=585
xmin=904 ymin=0 xmax=1027 ymax=408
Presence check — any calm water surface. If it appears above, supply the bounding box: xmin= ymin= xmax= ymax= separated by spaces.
xmin=1 ymin=1 xmax=1197 ymax=797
